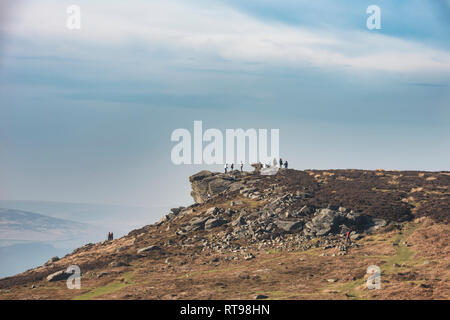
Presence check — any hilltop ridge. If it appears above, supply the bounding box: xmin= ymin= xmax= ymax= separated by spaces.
xmin=0 ymin=168 xmax=449 ymax=300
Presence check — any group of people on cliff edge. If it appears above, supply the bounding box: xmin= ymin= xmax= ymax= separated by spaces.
xmin=224 ymin=161 xmax=244 ymax=173
xmin=224 ymin=158 xmax=288 ymax=173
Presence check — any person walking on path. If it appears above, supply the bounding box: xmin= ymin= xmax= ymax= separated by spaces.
xmin=345 ymin=231 xmax=351 ymax=244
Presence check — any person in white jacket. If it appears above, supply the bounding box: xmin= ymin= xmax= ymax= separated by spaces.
xmin=224 ymin=163 xmax=228 ymax=173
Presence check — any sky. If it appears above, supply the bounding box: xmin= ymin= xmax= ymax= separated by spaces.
xmin=0 ymin=0 xmax=449 ymax=208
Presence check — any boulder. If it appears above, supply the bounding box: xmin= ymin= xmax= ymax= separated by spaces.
xmin=156 ymin=214 xmax=170 ymax=226
xmin=304 ymin=209 xmax=341 ymax=236
xmin=205 ymin=218 xmax=228 ymax=230
xmin=97 ymin=272 xmax=109 ymax=278
xmin=251 ymin=163 xmax=263 ymax=173
xmin=275 ymin=220 xmax=304 ymax=232
xmin=367 ymin=218 xmax=387 ymax=233
xmin=46 ymin=270 xmax=72 ymax=282
xmin=110 ymin=261 xmax=128 ymax=268
xmin=170 ymin=207 xmax=185 ymax=215
xmin=244 ymin=253 xmax=256 ymax=260
xmin=206 ymin=207 xmax=220 ymax=216
xmin=232 ymin=216 xmax=246 ymax=227
xmin=345 ymin=212 xmax=387 ymax=232
xmin=298 ymin=205 xmax=314 ymax=215
xmin=44 ymin=256 xmax=60 ymax=266
xmin=187 ymin=216 xmax=209 ymax=231
xmin=304 ymin=208 xmax=388 ymax=236
xmin=137 ymin=245 xmax=161 ymax=254
xmin=228 ymin=183 xmax=245 ymax=192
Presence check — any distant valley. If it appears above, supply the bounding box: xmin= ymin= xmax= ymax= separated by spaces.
xmin=0 ymin=202 xmax=171 ymax=278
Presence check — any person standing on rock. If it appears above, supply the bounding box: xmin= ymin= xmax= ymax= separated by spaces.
xmin=240 ymin=161 xmax=243 ymax=172
xmin=231 ymin=163 xmax=234 ymax=171
xmin=284 ymin=160 xmax=288 ymax=169
xmin=224 ymin=163 xmax=228 ymax=173
xmin=279 ymin=158 xmax=283 ymax=168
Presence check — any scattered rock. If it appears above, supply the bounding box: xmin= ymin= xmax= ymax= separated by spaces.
xmin=44 ymin=256 xmax=60 ymax=266
xmin=275 ymin=220 xmax=304 ymax=233
xmin=137 ymin=245 xmax=161 ymax=254
xmin=110 ymin=261 xmax=128 ymax=268
xmin=244 ymin=253 xmax=255 ymax=260
xmin=232 ymin=216 xmax=246 ymax=227
xmin=46 ymin=270 xmax=72 ymax=282
xmin=205 ymin=218 xmax=228 ymax=230
xmin=206 ymin=207 xmax=220 ymax=216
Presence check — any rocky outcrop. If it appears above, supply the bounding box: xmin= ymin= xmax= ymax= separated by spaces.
xmin=304 ymin=208 xmax=386 ymax=237
xmin=187 ymin=170 xmax=389 ymax=242
xmin=189 ymin=170 xmax=242 ymax=203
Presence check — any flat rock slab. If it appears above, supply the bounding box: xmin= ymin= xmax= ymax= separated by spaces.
xmin=46 ymin=270 xmax=72 ymax=282
xmin=137 ymin=245 xmax=161 ymax=254
xmin=275 ymin=220 xmax=304 ymax=232
xmin=205 ymin=218 xmax=228 ymax=229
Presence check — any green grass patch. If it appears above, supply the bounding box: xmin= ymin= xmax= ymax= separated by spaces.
xmin=382 ymin=222 xmax=418 ymax=275
xmin=73 ymin=272 xmax=134 ymax=300
xmin=321 ymin=278 xmax=366 ymax=300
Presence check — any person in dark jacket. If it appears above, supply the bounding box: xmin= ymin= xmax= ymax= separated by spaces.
xmin=279 ymin=158 xmax=283 ymax=168
xmin=284 ymin=161 xmax=288 ymax=169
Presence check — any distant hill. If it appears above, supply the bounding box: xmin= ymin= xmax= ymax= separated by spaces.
xmin=0 ymin=202 xmax=172 ymax=278
xmin=0 ymin=208 xmax=95 ymax=242
xmin=0 ymin=201 xmax=170 ymax=237
xmin=0 ymin=208 xmax=98 ymax=278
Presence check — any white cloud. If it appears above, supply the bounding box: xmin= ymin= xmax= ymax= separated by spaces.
xmin=3 ymin=0 xmax=450 ymax=73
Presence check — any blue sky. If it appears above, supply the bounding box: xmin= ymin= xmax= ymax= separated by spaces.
xmin=0 ymin=0 xmax=449 ymax=208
